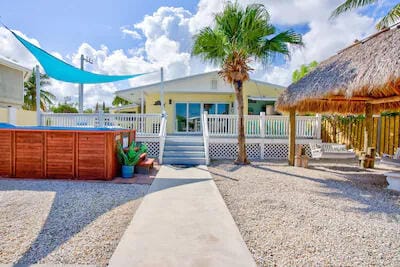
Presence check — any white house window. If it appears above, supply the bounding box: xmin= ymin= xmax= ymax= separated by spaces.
xmin=203 ymin=103 xmax=230 ymax=114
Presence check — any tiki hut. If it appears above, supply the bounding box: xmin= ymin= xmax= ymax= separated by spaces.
xmin=276 ymin=24 xmax=400 ymax=166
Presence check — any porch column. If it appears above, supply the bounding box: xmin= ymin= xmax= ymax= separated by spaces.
xmin=141 ymin=90 xmax=144 ymax=115
xmin=364 ymin=103 xmax=374 ymax=151
xmin=141 ymin=90 xmax=145 ymax=133
xmin=288 ymin=108 xmax=296 ymax=166
xmin=160 ymin=67 xmax=165 ymax=113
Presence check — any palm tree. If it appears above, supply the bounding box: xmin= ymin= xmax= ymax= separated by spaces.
xmin=292 ymin=61 xmax=318 ymax=83
xmin=331 ymin=0 xmax=400 ymax=30
xmin=23 ymin=70 xmax=56 ymax=111
xmin=193 ymin=2 xmax=303 ymax=164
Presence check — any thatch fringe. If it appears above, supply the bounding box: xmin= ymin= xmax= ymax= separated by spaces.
xmin=277 ymin=25 xmax=400 ymax=114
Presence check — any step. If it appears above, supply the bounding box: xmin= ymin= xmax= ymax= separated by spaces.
xmin=166 ymin=136 xmax=203 ymax=142
xmin=163 ymin=151 xmax=205 ymax=157
xmin=162 ymin=157 xmax=206 ymax=165
xmin=164 ymin=141 xmax=204 ymax=147
xmin=164 ymin=145 xmax=205 ymax=151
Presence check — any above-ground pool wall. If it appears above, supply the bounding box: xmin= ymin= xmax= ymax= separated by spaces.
xmin=0 ymin=128 xmax=135 ymax=180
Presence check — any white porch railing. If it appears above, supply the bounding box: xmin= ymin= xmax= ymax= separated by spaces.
xmin=205 ymin=112 xmax=321 ymax=139
xmin=40 ymin=113 xmax=162 ymax=136
xmin=158 ymin=113 xmax=167 ymax=164
xmin=202 ymin=111 xmax=210 ymax=165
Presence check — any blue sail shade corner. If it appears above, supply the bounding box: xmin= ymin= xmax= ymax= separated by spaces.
xmin=11 ymin=31 xmax=150 ymax=84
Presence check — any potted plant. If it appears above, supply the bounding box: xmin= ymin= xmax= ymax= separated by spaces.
xmin=116 ymin=141 xmax=147 ymax=178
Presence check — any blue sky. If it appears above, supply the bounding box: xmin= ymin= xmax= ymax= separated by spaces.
xmin=0 ymin=0 xmax=393 ymax=108
xmin=2 ymin=0 xmax=198 ymax=54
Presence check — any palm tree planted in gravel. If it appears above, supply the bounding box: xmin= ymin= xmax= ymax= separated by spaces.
xmin=192 ymin=2 xmax=303 ymax=164
xmin=23 ymin=70 xmax=56 ymax=111
xmin=331 ymin=0 xmax=400 ymax=30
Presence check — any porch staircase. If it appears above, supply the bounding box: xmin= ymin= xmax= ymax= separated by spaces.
xmin=162 ymin=135 xmax=206 ymax=165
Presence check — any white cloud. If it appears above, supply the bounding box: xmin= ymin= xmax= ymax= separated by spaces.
xmin=0 ymin=0 xmax=381 ymax=108
xmin=120 ymin=26 xmax=142 ymax=40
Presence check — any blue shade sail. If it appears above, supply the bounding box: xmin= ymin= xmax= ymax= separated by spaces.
xmin=12 ymin=31 xmax=148 ymax=84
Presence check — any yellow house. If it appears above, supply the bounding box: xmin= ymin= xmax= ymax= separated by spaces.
xmin=116 ymin=71 xmax=285 ymax=134
xmin=0 ymin=56 xmax=36 ymax=125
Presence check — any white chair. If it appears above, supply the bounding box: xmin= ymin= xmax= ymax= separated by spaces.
xmin=380 ymin=147 xmax=400 ymax=167
xmin=310 ymin=143 xmax=356 ymax=159
xmin=384 ymin=172 xmax=400 ymax=191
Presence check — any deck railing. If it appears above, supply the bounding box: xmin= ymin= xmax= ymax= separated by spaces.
xmin=40 ymin=112 xmax=321 ymax=139
xmin=205 ymin=112 xmax=321 ymax=139
xmin=41 ymin=113 xmax=162 ymax=137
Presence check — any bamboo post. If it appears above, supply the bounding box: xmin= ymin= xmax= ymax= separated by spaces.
xmin=288 ymin=109 xmax=296 ymax=166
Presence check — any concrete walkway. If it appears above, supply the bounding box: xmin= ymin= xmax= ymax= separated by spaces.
xmin=109 ymin=165 xmax=256 ymax=267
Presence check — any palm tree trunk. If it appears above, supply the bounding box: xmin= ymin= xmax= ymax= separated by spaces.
xmin=234 ymin=80 xmax=249 ymax=164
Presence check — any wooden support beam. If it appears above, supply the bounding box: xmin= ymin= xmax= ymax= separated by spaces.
xmin=325 ymin=96 xmax=372 ymax=101
xmin=364 ymin=103 xmax=374 ymax=152
xmin=288 ymin=109 xmax=296 ymax=166
xmin=367 ymin=95 xmax=400 ymax=105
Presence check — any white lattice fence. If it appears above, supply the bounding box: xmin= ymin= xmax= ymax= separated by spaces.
xmin=137 ymin=141 xmax=159 ymax=158
xmin=264 ymin=144 xmax=288 ymax=159
xmin=209 ymin=143 xmax=260 ymax=159
xmin=209 ymin=143 xmax=312 ymax=160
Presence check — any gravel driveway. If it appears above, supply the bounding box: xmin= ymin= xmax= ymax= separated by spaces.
xmin=210 ymin=160 xmax=400 ymax=266
xmin=0 ymin=179 xmax=149 ymax=266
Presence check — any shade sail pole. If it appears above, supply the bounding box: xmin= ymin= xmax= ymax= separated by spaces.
xmin=288 ymin=108 xmax=296 ymax=166
xmin=79 ymin=55 xmax=84 ymax=113
xmin=160 ymin=67 xmax=165 ymax=114
xmin=35 ymin=65 xmax=41 ymax=126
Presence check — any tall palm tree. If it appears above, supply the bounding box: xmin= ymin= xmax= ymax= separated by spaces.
xmin=331 ymin=0 xmax=400 ymax=30
xmin=23 ymin=70 xmax=56 ymax=111
xmin=193 ymin=2 xmax=303 ymax=164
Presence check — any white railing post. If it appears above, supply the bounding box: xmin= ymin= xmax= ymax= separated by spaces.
xmin=158 ymin=112 xmax=167 ymax=164
xmin=98 ymin=110 xmax=105 ymax=127
xmin=316 ymin=114 xmax=322 ymax=139
xmin=260 ymin=112 xmax=265 ymax=159
xmin=260 ymin=112 xmax=266 ymax=138
xmin=202 ymin=111 xmax=210 ymax=165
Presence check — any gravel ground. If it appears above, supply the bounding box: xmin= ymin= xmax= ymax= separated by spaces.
xmin=209 ymin=160 xmax=400 ymax=266
xmin=0 ymin=179 xmax=149 ymax=266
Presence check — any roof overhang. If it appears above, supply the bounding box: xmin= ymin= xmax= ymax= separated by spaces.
xmin=0 ymin=56 xmax=31 ymax=73
xmin=248 ymin=96 xmax=277 ymax=101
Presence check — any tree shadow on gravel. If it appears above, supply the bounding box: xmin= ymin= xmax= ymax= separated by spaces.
xmin=248 ymin=165 xmax=400 ymax=217
xmin=0 ymin=180 xmax=148 ymax=265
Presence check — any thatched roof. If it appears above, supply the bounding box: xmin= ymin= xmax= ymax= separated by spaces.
xmin=277 ymin=24 xmax=400 ymax=114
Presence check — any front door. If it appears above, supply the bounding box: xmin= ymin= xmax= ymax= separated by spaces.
xmin=175 ymin=103 xmax=201 ymax=133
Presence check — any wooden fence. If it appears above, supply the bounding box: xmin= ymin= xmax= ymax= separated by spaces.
xmin=322 ymin=115 xmax=400 ymax=155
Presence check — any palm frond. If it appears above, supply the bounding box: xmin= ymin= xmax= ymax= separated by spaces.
xmin=192 ymin=27 xmax=227 ymax=65
xmin=259 ymin=30 xmax=303 ymax=64
xmin=331 ymin=0 xmax=377 ymax=18
xmin=376 ymin=3 xmax=400 ymax=29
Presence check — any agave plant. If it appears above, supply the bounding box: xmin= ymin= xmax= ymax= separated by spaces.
xmin=117 ymin=141 xmax=148 ymax=166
